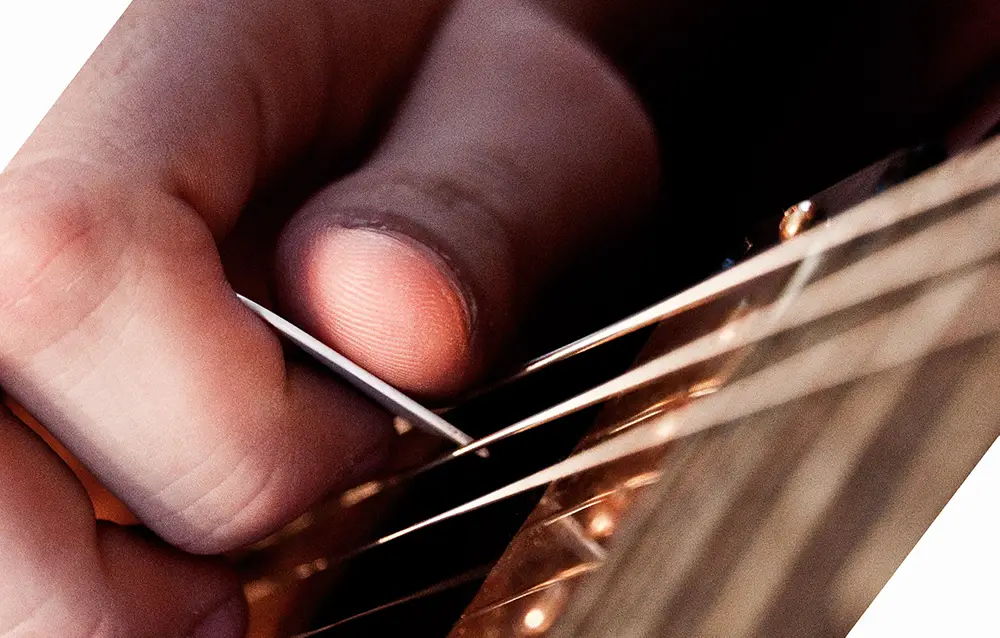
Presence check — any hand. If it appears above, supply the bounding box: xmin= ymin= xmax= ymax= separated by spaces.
xmin=0 ymin=0 xmax=657 ymax=635
xmin=0 ymin=0 xmax=993 ymax=635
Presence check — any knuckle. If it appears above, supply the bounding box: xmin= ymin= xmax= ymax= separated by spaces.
xmin=0 ymin=169 xmax=129 ymax=352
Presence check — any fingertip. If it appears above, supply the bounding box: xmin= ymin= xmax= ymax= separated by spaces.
xmin=283 ymin=228 xmax=475 ymax=396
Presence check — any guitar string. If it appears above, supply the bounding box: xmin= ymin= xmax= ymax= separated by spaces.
xmin=452 ymin=178 xmax=1000 ymax=404
xmin=287 ymin=241 xmax=1000 ymax=637
xmin=287 ymin=565 xmax=492 ymax=638
xmin=336 ymin=193 xmax=1000 ymax=506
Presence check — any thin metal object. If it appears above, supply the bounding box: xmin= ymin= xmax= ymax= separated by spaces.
xmin=471 ymin=175 xmax=990 ymax=395
xmin=237 ymin=295 xmax=480 ymax=451
xmin=438 ymin=251 xmax=820 ymax=462
xmin=287 ymin=566 xmax=491 ymax=638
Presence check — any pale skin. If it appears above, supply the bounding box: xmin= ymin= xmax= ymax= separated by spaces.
xmin=0 ymin=0 xmax=996 ymax=635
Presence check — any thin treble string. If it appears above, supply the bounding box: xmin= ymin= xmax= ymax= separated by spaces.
xmin=414 ymin=251 xmax=818 ymax=463
xmin=287 ymin=565 xmax=492 ymax=638
xmin=457 ymin=178 xmax=1000 ymax=402
xmin=340 ymin=195 xmax=1000 ymax=504
xmin=340 ymin=257 xmax=997 ymax=557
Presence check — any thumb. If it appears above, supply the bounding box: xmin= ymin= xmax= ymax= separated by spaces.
xmin=275 ymin=0 xmax=659 ymax=396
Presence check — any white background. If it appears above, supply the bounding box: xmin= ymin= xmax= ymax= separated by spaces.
xmin=0 ymin=1 xmax=997 ymax=635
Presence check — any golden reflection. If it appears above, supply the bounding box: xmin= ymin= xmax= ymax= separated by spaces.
xmin=688 ymin=376 xmax=725 ymax=399
xmin=392 ymin=416 xmax=414 ymax=435
xmin=624 ymin=471 xmax=662 ymax=490
xmin=339 ymin=479 xmax=385 ymax=507
xmin=588 ymin=512 xmax=615 ymax=538
xmin=523 ymin=608 xmax=547 ymax=632
xmin=779 ymin=200 xmax=817 ymax=241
